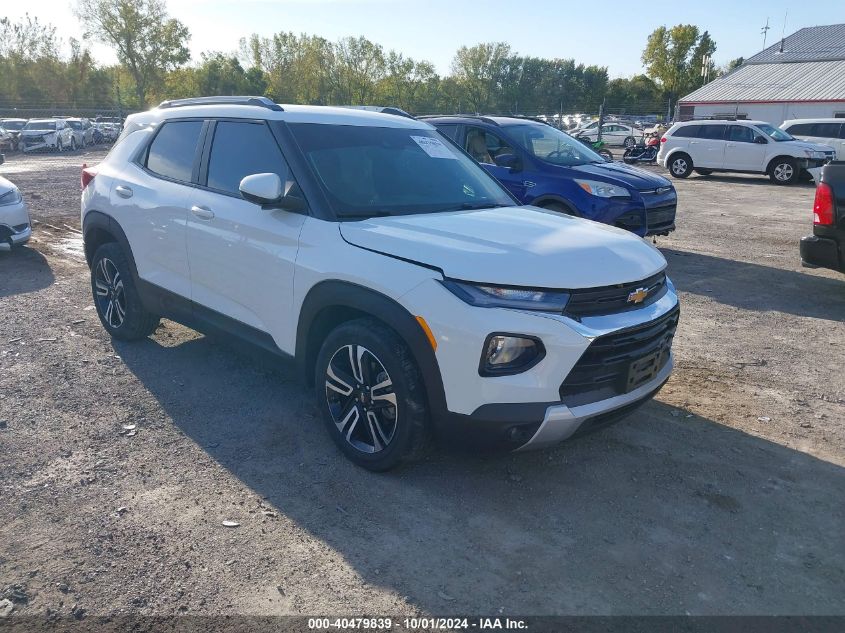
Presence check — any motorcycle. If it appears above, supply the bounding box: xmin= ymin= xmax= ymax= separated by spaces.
xmin=575 ymin=135 xmax=614 ymax=162
xmin=623 ymin=134 xmax=659 ymax=164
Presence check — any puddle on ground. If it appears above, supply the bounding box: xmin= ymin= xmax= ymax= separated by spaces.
xmin=51 ymin=235 xmax=85 ymax=259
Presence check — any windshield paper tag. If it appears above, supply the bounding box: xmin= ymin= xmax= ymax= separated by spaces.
xmin=411 ymin=135 xmax=457 ymax=159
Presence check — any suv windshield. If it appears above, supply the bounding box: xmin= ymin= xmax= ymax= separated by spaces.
xmin=756 ymin=123 xmax=793 ymax=142
xmin=288 ymin=124 xmax=516 ymax=219
xmin=67 ymin=120 xmax=82 ymax=130
xmin=502 ymin=122 xmax=605 ymax=166
xmin=25 ymin=121 xmax=57 ymax=131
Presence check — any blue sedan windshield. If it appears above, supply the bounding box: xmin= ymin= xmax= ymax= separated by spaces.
xmin=503 ymin=123 xmax=606 ymax=166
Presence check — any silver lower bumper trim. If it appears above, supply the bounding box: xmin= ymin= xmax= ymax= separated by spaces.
xmin=517 ymin=356 xmax=673 ymax=451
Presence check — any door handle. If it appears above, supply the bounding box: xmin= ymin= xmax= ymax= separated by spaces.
xmin=190 ymin=205 xmax=215 ymax=220
xmin=115 ymin=185 xmax=133 ymax=199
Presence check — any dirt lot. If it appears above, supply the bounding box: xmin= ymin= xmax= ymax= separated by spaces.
xmin=1 ymin=148 xmax=844 ymax=622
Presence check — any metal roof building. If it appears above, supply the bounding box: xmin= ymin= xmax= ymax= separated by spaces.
xmin=679 ymin=24 xmax=845 ymax=126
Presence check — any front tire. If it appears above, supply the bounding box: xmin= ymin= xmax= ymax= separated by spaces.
xmin=668 ymin=153 xmax=693 ymax=178
xmin=315 ymin=318 xmax=430 ymax=471
xmin=90 ymin=242 xmax=160 ymax=341
xmin=598 ymin=149 xmax=613 ymax=161
xmin=56 ymin=139 xmax=63 ymax=153
xmin=70 ymin=137 xmax=77 ymax=151
xmin=769 ymin=157 xmax=799 ymax=185
xmin=695 ymin=168 xmax=713 ymax=176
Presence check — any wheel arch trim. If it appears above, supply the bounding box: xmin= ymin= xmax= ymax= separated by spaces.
xmin=296 ymin=280 xmax=448 ymax=421
xmin=82 ymin=211 xmax=139 ymax=280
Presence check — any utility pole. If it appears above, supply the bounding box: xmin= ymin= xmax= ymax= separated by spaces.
xmin=700 ymin=54 xmax=712 ymax=84
xmin=761 ymin=18 xmax=770 ymax=49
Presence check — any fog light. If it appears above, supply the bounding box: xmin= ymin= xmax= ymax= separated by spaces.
xmin=479 ymin=334 xmax=545 ymax=376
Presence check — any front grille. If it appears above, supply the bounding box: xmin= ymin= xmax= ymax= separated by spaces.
xmin=646 ymin=204 xmax=676 ymax=231
xmin=559 ymin=305 xmax=679 ymax=407
xmin=565 ymin=272 xmax=667 ymax=318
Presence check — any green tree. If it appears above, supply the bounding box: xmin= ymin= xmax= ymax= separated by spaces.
xmin=450 ymin=42 xmax=511 ymax=111
xmin=641 ymin=24 xmax=716 ymax=100
xmin=725 ymin=56 xmax=744 ymax=73
xmin=75 ymin=0 xmax=190 ymax=107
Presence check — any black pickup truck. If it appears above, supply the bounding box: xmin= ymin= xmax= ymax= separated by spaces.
xmin=801 ymin=162 xmax=845 ymax=273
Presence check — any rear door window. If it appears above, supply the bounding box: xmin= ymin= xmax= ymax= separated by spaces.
xmin=699 ymin=125 xmax=726 ymax=140
xmin=145 ymin=120 xmax=204 ymax=183
xmin=205 ymin=121 xmax=289 ymax=195
xmin=436 ymin=124 xmax=459 ymax=142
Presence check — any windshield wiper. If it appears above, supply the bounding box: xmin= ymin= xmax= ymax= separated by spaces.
xmin=449 ymin=202 xmax=510 ymax=211
xmin=337 ymin=210 xmax=394 ymax=220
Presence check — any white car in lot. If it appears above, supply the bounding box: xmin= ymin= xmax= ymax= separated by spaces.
xmin=780 ymin=119 xmax=845 ymax=160
xmin=65 ymin=118 xmax=95 ymax=148
xmin=0 ymin=170 xmax=31 ymax=250
xmin=658 ymin=120 xmax=835 ymax=185
xmin=81 ymin=96 xmax=679 ymax=470
xmin=577 ymin=123 xmax=641 ymax=148
xmin=21 ymin=119 xmax=75 ymax=152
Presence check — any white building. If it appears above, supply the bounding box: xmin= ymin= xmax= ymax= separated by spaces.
xmin=679 ymin=24 xmax=845 ymax=126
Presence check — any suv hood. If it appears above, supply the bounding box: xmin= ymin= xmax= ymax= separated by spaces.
xmin=339 ymin=206 xmax=666 ymax=288
xmin=569 ymin=161 xmax=672 ymax=190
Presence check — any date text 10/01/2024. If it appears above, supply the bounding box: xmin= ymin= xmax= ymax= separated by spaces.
xmin=307 ymin=617 xmax=529 ymax=630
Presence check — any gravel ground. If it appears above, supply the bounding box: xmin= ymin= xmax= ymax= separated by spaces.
xmin=1 ymin=149 xmax=844 ymax=623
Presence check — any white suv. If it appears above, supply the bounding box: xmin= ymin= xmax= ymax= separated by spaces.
xmin=658 ymin=119 xmax=835 ymax=185
xmin=81 ymin=96 xmax=679 ymax=470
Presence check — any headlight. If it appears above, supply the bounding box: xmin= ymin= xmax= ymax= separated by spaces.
xmin=0 ymin=188 xmax=22 ymax=206
xmin=441 ymin=279 xmax=570 ymax=311
xmin=480 ymin=334 xmax=545 ymax=376
xmin=574 ymin=179 xmax=631 ymax=198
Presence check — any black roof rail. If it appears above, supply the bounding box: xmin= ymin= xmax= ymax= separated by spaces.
xmin=157 ymin=96 xmax=284 ymax=112
xmin=337 ymin=105 xmax=415 ymax=119
xmin=417 ymin=114 xmax=500 ymax=126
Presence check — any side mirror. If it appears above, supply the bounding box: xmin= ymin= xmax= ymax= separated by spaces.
xmin=239 ymin=173 xmax=306 ymax=212
xmin=493 ymin=153 xmax=521 ymax=170
xmin=754 ymin=136 xmax=768 ymax=144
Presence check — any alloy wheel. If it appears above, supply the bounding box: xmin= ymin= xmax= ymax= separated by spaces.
xmin=774 ymin=163 xmax=794 ymax=181
xmin=671 ymin=158 xmax=687 ymax=175
xmin=94 ymin=257 xmax=126 ymax=329
xmin=325 ymin=344 xmax=397 ymax=454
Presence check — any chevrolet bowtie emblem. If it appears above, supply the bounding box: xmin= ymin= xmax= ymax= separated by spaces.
xmin=627 ymin=287 xmax=649 ymax=304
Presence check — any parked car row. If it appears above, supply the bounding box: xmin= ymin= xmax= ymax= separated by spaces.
xmin=0 ymin=116 xmax=122 ymax=153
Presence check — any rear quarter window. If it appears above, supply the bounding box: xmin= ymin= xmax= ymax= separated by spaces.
xmin=671 ymin=125 xmax=700 ymax=138
xmin=144 ymin=120 xmax=204 ymax=183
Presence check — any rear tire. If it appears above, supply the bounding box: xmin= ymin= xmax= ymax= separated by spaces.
xmin=314 ymin=318 xmax=431 ymax=471
xmin=598 ymin=149 xmax=613 ymax=161
xmin=769 ymin=157 xmax=799 ymax=185
xmin=668 ymin=153 xmax=693 ymax=178
xmin=70 ymin=137 xmax=77 ymax=151
xmin=623 ymin=136 xmax=636 ymax=149
xmin=90 ymin=242 xmax=160 ymax=341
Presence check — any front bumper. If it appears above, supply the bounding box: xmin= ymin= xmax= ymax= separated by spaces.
xmin=402 ymin=275 xmax=679 ymax=451
xmin=0 ymin=198 xmax=32 ymax=248
xmin=518 ymin=357 xmax=671 ymax=449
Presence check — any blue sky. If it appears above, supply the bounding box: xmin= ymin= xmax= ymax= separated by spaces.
xmin=9 ymin=0 xmax=845 ymax=77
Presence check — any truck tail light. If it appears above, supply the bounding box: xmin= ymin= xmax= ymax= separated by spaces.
xmin=81 ymin=164 xmax=97 ymax=191
xmin=813 ymin=182 xmax=835 ymax=226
